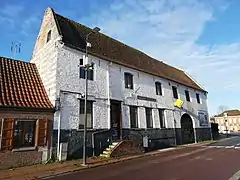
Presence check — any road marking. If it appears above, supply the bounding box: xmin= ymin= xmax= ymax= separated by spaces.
xmin=228 ymin=169 xmax=240 ymax=180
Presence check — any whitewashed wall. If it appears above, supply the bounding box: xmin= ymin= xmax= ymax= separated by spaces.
xmin=31 ymin=8 xmax=209 ymax=130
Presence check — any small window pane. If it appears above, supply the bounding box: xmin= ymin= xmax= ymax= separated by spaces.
xmin=130 ymin=106 xmax=138 ymax=128
xmin=196 ymin=93 xmax=201 ymax=104
xmin=13 ymin=120 xmax=36 ymax=148
xmin=172 ymin=86 xmax=178 ymax=99
xmin=46 ymin=30 xmax=51 ymax=43
xmin=159 ymin=109 xmax=165 ymax=128
xmin=79 ymin=100 xmax=93 ymax=129
xmin=124 ymin=73 xmax=133 ymax=89
xmin=155 ymin=82 xmax=162 ymax=95
xmin=146 ymin=108 xmax=153 ymax=128
xmin=185 ymin=90 xmax=190 ymax=102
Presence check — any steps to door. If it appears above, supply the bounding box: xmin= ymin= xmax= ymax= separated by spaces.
xmin=100 ymin=142 xmax=119 ymax=158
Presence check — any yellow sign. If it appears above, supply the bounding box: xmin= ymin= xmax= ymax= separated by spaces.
xmin=174 ymin=99 xmax=184 ymax=108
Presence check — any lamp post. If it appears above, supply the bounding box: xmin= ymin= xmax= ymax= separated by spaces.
xmin=82 ymin=27 xmax=100 ymax=166
xmin=224 ymin=112 xmax=228 ymax=137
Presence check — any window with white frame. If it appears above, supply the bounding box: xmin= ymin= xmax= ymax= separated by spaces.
xmin=79 ymin=100 xmax=93 ymax=129
xmin=79 ymin=58 xmax=94 ymax=80
xmin=130 ymin=106 xmax=138 ymax=128
xmin=146 ymin=108 xmax=153 ymax=128
xmin=159 ymin=109 xmax=166 ymax=128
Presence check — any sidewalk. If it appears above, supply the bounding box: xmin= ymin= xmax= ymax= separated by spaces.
xmin=0 ymin=141 xmax=215 ymax=180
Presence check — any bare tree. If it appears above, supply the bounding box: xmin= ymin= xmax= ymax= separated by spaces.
xmin=217 ymin=105 xmax=229 ymax=114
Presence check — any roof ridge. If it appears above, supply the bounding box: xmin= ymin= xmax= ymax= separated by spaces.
xmin=53 ymin=12 xmax=182 ymax=71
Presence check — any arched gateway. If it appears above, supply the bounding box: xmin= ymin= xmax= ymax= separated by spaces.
xmin=180 ymin=113 xmax=195 ymax=144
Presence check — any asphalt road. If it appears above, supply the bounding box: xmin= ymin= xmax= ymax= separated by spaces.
xmin=208 ymin=136 xmax=240 ymax=148
xmin=45 ymin=138 xmax=240 ymax=180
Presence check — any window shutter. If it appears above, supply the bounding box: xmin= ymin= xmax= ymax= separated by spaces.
xmin=38 ymin=119 xmax=49 ymax=146
xmin=1 ymin=119 xmax=14 ymax=150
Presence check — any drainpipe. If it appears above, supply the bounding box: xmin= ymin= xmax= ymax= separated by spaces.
xmin=107 ymin=62 xmax=111 ymax=130
xmin=0 ymin=119 xmax=4 ymax=150
xmin=56 ymin=94 xmax=62 ymax=161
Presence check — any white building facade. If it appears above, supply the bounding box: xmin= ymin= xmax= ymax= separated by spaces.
xmin=31 ymin=8 xmax=211 ymax=157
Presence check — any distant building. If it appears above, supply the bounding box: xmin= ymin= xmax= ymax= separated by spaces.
xmin=214 ymin=110 xmax=240 ymax=133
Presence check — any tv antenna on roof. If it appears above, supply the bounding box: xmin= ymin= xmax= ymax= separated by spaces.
xmin=10 ymin=42 xmax=21 ymax=59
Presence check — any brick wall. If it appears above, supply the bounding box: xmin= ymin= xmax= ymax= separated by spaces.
xmin=0 ymin=150 xmax=42 ymax=170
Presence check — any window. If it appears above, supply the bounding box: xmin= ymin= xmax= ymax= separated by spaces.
xmin=159 ymin=109 xmax=166 ymax=128
xmin=155 ymin=82 xmax=162 ymax=96
xmin=196 ymin=93 xmax=201 ymax=104
xmin=185 ymin=90 xmax=190 ymax=102
xmin=79 ymin=100 xmax=93 ymax=129
xmin=172 ymin=86 xmax=178 ymax=99
xmin=146 ymin=108 xmax=153 ymax=128
xmin=124 ymin=72 xmax=133 ymax=89
xmin=130 ymin=106 xmax=138 ymax=128
xmin=13 ymin=120 xmax=36 ymax=148
xmin=46 ymin=30 xmax=51 ymax=43
xmin=79 ymin=58 xmax=94 ymax=80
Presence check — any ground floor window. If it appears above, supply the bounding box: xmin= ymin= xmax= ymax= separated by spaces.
xmin=146 ymin=108 xmax=153 ymax=128
xmin=79 ymin=100 xmax=93 ymax=129
xmin=13 ymin=120 xmax=36 ymax=148
xmin=159 ymin=109 xmax=166 ymax=128
xmin=130 ymin=106 xmax=138 ymax=128
xmin=1 ymin=119 xmax=50 ymax=150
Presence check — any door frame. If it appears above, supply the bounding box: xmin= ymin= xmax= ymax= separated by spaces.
xmin=110 ymin=100 xmax=122 ymax=140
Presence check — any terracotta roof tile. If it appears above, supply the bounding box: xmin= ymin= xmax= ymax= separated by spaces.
xmin=53 ymin=11 xmax=206 ymax=92
xmin=0 ymin=56 xmax=54 ymax=110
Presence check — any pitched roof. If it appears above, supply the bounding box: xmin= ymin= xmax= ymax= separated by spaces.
xmin=52 ymin=10 xmax=206 ymax=92
xmin=0 ymin=56 xmax=54 ymax=110
xmin=214 ymin=109 xmax=240 ymax=117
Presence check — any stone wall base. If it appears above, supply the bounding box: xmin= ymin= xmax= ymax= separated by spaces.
xmin=0 ymin=150 xmax=42 ymax=170
xmin=52 ymin=127 xmax=212 ymax=160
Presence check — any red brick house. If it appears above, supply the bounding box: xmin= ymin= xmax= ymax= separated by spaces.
xmin=0 ymin=56 xmax=54 ymax=169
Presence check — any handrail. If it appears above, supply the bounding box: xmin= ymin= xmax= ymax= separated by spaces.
xmin=92 ymin=129 xmax=111 ymax=156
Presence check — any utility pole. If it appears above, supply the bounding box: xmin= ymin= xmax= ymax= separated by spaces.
xmin=81 ymin=27 xmax=100 ymax=166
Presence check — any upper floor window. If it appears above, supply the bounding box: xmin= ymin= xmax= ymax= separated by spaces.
xmin=124 ymin=72 xmax=133 ymax=89
xmin=130 ymin=106 xmax=138 ymax=128
xmin=185 ymin=90 xmax=190 ymax=102
xmin=155 ymin=82 xmax=162 ymax=96
xmin=196 ymin=93 xmax=201 ymax=104
xmin=172 ymin=86 xmax=178 ymax=99
xmin=46 ymin=30 xmax=52 ymax=43
xmin=79 ymin=58 xmax=94 ymax=81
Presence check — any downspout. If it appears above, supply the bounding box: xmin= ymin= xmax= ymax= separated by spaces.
xmin=107 ymin=62 xmax=111 ymax=130
xmin=172 ymin=110 xmax=177 ymax=146
xmin=0 ymin=119 xmax=4 ymax=150
xmin=57 ymin=93 xmax=62 ymax=161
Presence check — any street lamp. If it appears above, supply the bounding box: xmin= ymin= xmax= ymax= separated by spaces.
xmin=82 ymin=26 xmax=100 ymax=166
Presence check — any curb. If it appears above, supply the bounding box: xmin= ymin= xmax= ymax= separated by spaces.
xmin=39 ymin=146 xmax=181 ymax=179
xmin=36 ymin=140 xmax=225 ymax=179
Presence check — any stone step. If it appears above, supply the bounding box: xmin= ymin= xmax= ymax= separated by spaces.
xmin=103 ymin=150 xmax=110 ymax=155
xmin=112 ymin=142 xmax=119 ymax=146
xmin=100 ymin=154 xmax=110 ymax=158
xmin=109 ymin=145 xmax=116 ymax=149
xmin=106 ymin=147 xmax=112 ymax=151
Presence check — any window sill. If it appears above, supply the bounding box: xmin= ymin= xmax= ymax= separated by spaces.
xmin=12 ymin=146 xmax=36 ymax=152
xmin=77 ymin=129 xmax=96 ymax=132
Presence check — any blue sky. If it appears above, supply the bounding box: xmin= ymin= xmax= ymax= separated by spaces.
xmin=0 ymin=0 xmax=239 ymax=115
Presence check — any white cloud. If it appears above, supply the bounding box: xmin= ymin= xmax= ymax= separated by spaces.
xmin=79 ymin=0 xmax=237 ymax=115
